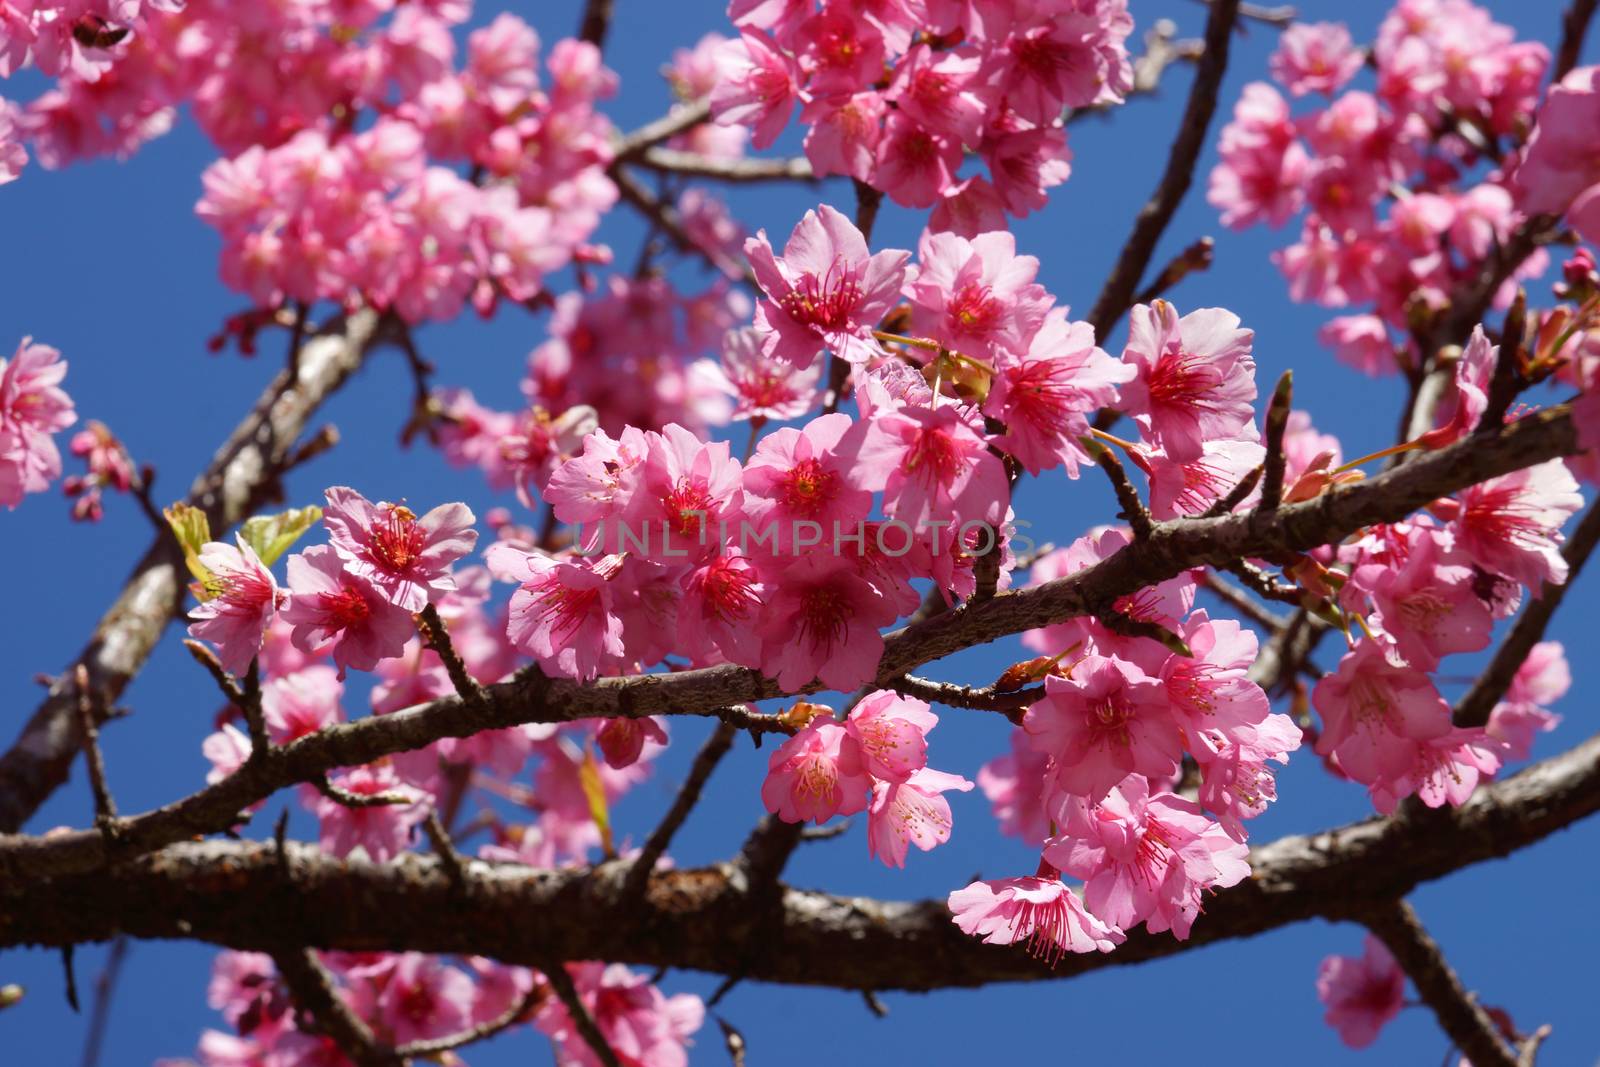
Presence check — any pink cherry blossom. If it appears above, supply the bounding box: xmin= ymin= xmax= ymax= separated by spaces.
xmin=700 ymin=324 xmax=823 ymax=423
xmin=596 ymin=716 xmax=668 ymax=770
xmin=867 ymin=766 xmax=973 ymax=868
xmin=760 ymin=715 xmax=871 ymax=824
xmin=1118 ymin=301 xmax=1258 ymax=463
xmin=1270 ymin=22 xmax=1364 ymax=97
xmin=800 ymin=90 xmax=885 ymax=183
xmin=1049 ymin=774 xmax=1250 ymax=939
xmin=0 ymin=336 xmax=75 ymax=507
xmin=741 ymin=411 xmax=872 ymax=553
xmin=1318 ymin=314 xmax=1396 ymax=376
xmin=535 ymin=963 xmax=703 ymax=1067
xmin=877 ymin=112 xmax=963 ymax=209
xmin=1359 ymin=529 xmax=1492 ymax=670
xmin=1316 ymin=936 xmax=1406 ymax=1049
xmin=905 ymin=230 xmax=1052 ymax=362
xmin=1024 ymin=655 xmax=1184 ymax=804
xmin=1160 ymin=611 xmax=1271 ymax=735
xmin=187 ymin=536 xmax=284 ymax=676
xmin=485 ymin=543 xmax=625 ymax=682
xmin=842 ymin=689 xmax=939 ymax=783
xmin=948 ymin=873 xmax=1125 ymax=961
xmin=1451 ymin=460 xmax=1582 ymax=591
xmin=757 ymin=553 xmax=894 ymax=692
xmin=744 ymin=204 xmax=910 ymax=367
xmin=842 ymin=402 xmax=1009 ymax=528
xmin=261 ymin=665 xmax=344 ymax=745
xmin=1208 ymin=82 xmax=1308 ymax=230
xmin=281 ymin=545 xmax=416 ymax=678
xmin=1312 ymin=640 xmax=1452 ymax=789
xmin=1193 ymin=713 xmax=1302 ymax=841
xmin=985 ymin=308 xmax=1132 ymax=477
xmin=709 ymin=31 xmax=797 ymax=150
xmin=677 ymin=553 xmax=765 ymax=667
xmin=1145 ymin=437 xmax=1267 ymax=519
xmin=322 ymin=487 xmax=477 ymax=613
xmin=367 ymin=954 xmax=474 ymax=1047
xmin=977 ymin=727 xmax=1053 ymax=846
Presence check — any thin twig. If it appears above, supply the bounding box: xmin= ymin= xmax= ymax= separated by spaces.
xmin=1085 ymin=0 xmax=1241 ymax=341
xmin=636 ymin=147 xmax=816 ymax=183
xmin=79 ymin=937 xmax=127 ymax=1067
xmin=1132 ymin=236 xmax=1215 ymax=306
xmin=1081 ymin=437 xmax=1153 ymax=539
xmin=623 ymin=721 xmax=738 ymax=898
xmin=1202 ymin=464 xmax=1262 ymax=517
xmin=886 ymin=675 xmax=1042 ymax=718
xmin=612 ymin=167 xmax=753 ymax=283
xmin=613 ymin=99 xmax=711 ymax=159
xmin=1200 ymin=571 xmax=1289 ymax=631
xmin=1260 ymin=371 xmax=1294 ymax=510
xmin=314 ymin=776 xmax=415 ymax=808
xmin=396 ymin=983 xmax=540 ymax=1056
xmin=1365 ymin=901 xmax=1518 ymax=1067
xmin=1454 ymin=499 xmax=1600 ymax=727
xmin=274 ymin=950 xmax=402 ymax=1067
xmin=423 ymin=809 xmax=467 ymax=889
xmin=576 ymin=0 xmax=613 ymax=48
xmin=543 ymin=963 xmax=622 ymax=1067
xmin=1555 ymin=0 xmax=1600 ymax=80
xmin=418 ymin=604 xmax=486 ymax=706
xmin=1481 ymin=289 xmax=1528 ymax=431
xmin=72 ymin=665 xmax=117 ymax=831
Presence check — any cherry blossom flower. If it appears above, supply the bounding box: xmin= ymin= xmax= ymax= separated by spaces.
xmin=842 ymin=402 xmax=1009 ymax=528
xmin=1025 ymin=655 xmax=1184 ymax=804
xmin=978 ymin=727 xmax=1054 ymax=846
xmin=485 ymin=543 xmax=625 ymax=682
xmin=1160 ymin=612 xmax=1272 ymax=735
xmin=1270 ymin=22 xmax=1364 ymax=97
xmin=281 ymin=545 xmax=416 ymax=678
xmin=701 ymin=325 xmax=823 ymax=422
xmin=322 ymin=487 xmax=477 ymax=613
xmin=1358 ymin=529 xmax=1492 ymax=670
xmin=1049 ymin=775 xmax=1250 ymax=939
xmin=760 ymin=715 xmax=871 ymax=824
xmin=187 ymin=536 xmax=285 ymax=676
xmin=535 ymin=963 xmax=703 ymax=1067
xmin=596 ymin=716 xmax=669 ymax=770
xmin=261 ymin=665 xmax=344 ymax=745
xmin=741 ymin=411 xmax=872 ymax=553
xmin=905 ymin=229 xmax=1053 ymax=363
xmin=1450 ymin=460 xmax=1583 ymax=590
xmin=867 ymin=767 xmax=973 ymax=868
xmin=1313 ymin=640 xmax=1452 ymax=789
xmin=367 ymin=954 xmax=474 ymax=1047
xmin=709 ymin=31 xmax=798 ymax=150
xmin=841 ymin=689 xmax=939 ymax=783
xmin=1118 ymin=301 xmax=1258 ymax=463
xmin=948 ymin=874 xmax=1124 ymax=961
xmin=1193 ymin=713 xmax=1303 ymax=841
xmin=985 ymin=308 xmax=1132 ymax=477
xmin=744 ymin=204 xmax=910 ymax=367
xmin=1487 ymin=641 xmax=1568 ymax=761
xmin=1316 ymin=936 xmax=1406 ymax=1048
xmin=0 ymin=336 xmax=75 ymax=507
xmin=756 ymin=553 xmax=894 ymax=692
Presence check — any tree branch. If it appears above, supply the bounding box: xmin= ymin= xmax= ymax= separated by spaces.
xmin=623 ymin=721 xmax=738 ymax=898
xmin=1085 ymin=0 xmax=1241 ymax=340
xmin=0 ymin=405 xmax=1579 ymax=885
xmin=1555 ymin=0 xmax=1600 ymax=80
xmin=635 ymin=147 xmax=816 ymax=184
xmin=0 ymin=310 xmax=394 ymax=834
xmin=1365 ymin=901 xmax=1518 ymax=1067
xmin=4 ymin=730 xmax=1597 ymax=991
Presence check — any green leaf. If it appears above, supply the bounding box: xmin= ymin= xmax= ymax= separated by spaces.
xmin=164 ymin=503 xmax=215 ymax=592
xmin=240 ymin=505 xmax=323 ymax=567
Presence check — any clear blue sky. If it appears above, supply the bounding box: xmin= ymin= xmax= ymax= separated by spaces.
xmin=1 ymin=1 xmax=1595 ymax=1064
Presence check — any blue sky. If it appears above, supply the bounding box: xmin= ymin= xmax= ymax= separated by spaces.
xmin=1 ymin=1 xmax=1596 ymax=1064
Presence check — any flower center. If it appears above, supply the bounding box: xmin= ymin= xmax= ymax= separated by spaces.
xmin=372 ymin=505 xmax=425 ymax=572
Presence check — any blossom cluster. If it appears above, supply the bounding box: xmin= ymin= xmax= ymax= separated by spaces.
xmin=0 ymin=336 xmax=74 ymax=509
xmin=190 ymin=11 xmax=616 ymax=320
xmin=1208 ymin=4 xmax=1551 ymax=377
xmin=707 ymin=0 xmax=1133 ymax=228
xmin=161 ymin=952 xmax=701 ymax=1067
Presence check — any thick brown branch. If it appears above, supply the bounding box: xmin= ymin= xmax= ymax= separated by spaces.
xmin=1085 ymin=0 xmax=1241 ymax=340
xmin=3 ymin=732 xmax=1597 ymax=992
xmin=1454 ymin=499 xmax=1600 ymax=727
xmin=0 ymin=310 xmax=392 ymax=834
xmin=1365 ymin=901 xmax=1518 ymax=1067
xmin=0 ymin=406 xmax=1579 ymax=885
